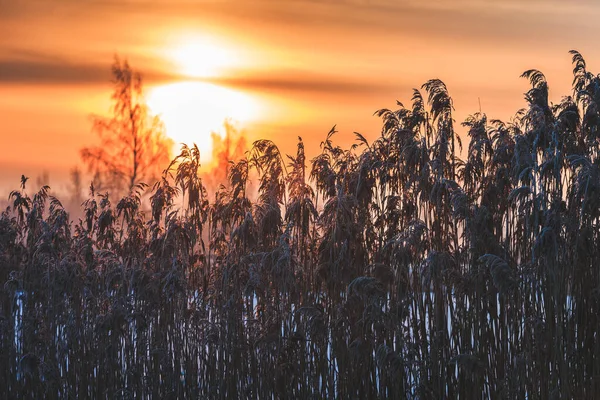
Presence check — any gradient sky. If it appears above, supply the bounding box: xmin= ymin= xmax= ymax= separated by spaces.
xmin=2 ymin=0 xmax=600 ymax=194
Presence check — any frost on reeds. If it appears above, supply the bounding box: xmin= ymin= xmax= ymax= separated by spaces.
xmin=1 ymin=51 xmax=599 ymax=399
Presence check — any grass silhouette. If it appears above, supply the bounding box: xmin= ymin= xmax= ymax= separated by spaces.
xmin=1 ymin=50 xmax=599 ymax=398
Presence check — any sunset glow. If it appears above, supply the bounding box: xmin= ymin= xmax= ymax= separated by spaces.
xmin=166 ymin=35 xmax=240 ymax=78
xmin=147 ymin=81 xmax=260 ymax=161
xmin=2 ymin=0 xmax=600 ymax=190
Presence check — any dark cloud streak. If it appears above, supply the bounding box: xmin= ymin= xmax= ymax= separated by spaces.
xmin=0 ymin=54 xmax=398 ymax=97
xmin=211 ymin=73 xmax=399 ymax=96
xmin=0 ymin=59 xmax=110 ymax=85
xmin=0 ymin=50 xmax=175 ymax=85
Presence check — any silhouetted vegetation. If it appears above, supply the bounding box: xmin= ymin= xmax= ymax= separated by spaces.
xmin=81 ymin=57 xmax=173 ymax=195
xmin=2 ymin=51 xmax=600 ymax=399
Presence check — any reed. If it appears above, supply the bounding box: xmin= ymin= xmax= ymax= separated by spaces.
xmin=1 ymin=51 xmax=599 ymax=399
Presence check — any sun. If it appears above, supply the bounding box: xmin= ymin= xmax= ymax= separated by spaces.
xmin=149 ymin=34 xmax=260 ymax=161
xmin=167 ymin=36 xmax=238 ymax=79
xmin=147 ymin=82 xmax=260 ymax=162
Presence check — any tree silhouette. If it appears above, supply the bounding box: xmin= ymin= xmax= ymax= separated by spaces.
xmin=201 ymin=119 xmax=248 ymax=191
xmin=81 ymin=57 xmax=172 ymax=194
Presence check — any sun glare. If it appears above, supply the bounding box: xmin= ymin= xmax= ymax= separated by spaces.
xmin=147 ymin=82 xmax=260 ymax=162
xmin=167 ymin=37 xmax=237 ymax=78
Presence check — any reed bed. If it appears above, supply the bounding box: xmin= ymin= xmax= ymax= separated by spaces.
xmin=1 ymin=51 xmax=599 ymax=399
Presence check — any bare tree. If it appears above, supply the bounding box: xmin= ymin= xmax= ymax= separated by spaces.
xmin=81 ymin=57 xmax=172 ymax=194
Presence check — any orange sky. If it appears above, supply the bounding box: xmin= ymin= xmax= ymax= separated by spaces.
xmin=2 ymin=0 xmax=600 ymax=195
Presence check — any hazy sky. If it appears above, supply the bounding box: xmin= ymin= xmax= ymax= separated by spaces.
xmin=2 ymin=0 xmax=600 ymax=193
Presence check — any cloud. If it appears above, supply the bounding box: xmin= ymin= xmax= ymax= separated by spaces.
xmin=211 ymin=70 xmax=400 ymax=96
xmin=0 ymin=46 xmax=400 ymax=97
xmin=0 ymin=50 xmax=174 ymax=85
xmin=0 ymin=60 xmax=108 ymax=85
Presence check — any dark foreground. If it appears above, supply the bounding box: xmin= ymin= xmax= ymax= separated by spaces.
xmin=2 ymin=52 xmax=600 ymax=399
